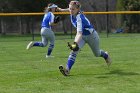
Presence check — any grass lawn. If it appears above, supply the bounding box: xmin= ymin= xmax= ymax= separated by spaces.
xmin=0 ymin=33 xmax=140 ymax=93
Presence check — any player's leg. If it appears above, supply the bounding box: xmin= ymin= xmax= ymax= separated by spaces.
xmin=59 ymin=39 xmax=85 ymax=76
xmin=36 ymin=27 xmax=48 ymax=47
xmin=32 ymin=35 xmax=48 ymax=47
xmin=59 ymin=51 xmax=79 ymax=76
xmin=26 ymin=28 xmax=48 ymax=50
xmin=87 ymin=31 xmax=111 ymax=66
xmin=33 ymin=28 xmax=48 ymax=46
xmin=46 ymin=29 xmax=55 ymax=57
xmin=33 ymin=36 xmax=48 ymax=47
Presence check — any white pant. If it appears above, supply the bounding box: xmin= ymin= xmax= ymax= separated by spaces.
xmin=78 ymin=31 xmax=101 ymax=57
xmin=41 ymin=27 xmax=55 ymax=47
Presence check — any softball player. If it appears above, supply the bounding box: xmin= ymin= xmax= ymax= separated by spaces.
xmin=26 ymin=3 xmax=58 ymax=58
xmin=58 ymin=0 xmax=112 ymax=76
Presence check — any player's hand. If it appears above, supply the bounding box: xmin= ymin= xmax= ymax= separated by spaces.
xmin=56 ymin=7 xmax=61 ymax=12
xmin=67 ymin=42 xmax=79 ymax=51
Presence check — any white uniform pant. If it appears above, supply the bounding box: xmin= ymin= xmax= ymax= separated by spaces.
xmin=41 ymin=27 xmax=55 ymax=47
xmin=78 ymin=31 xmax=101 ymax=57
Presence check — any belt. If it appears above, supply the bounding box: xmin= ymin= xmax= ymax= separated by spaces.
xmin=42 ymin=27 xmax=50 ymax=29
xmin=85 ymin=28 xmax=95 ymax=33
xmin=83 ymin=28 xmax=95 ymax=35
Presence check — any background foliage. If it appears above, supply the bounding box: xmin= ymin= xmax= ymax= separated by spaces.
xmin=0 ymin=0 xmax=140 ymax=35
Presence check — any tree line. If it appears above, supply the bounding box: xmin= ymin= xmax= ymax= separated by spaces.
xmin=0 ymin=0 xmax=140 ymax=35
xmin=0 ymin=0 xmax=69 ymax=35
xmin=0 ymin=0 xmax=69 ymax=13
xmin=121 ymin=0 xmax=140 ymax=33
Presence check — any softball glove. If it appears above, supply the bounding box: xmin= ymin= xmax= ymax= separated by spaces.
xmin=68 ymin=42 xmax=79 ymax=51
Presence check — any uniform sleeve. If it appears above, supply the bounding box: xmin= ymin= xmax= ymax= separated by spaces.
xmin=49 ymin=12 xmax=55 ymax=24
xmin=76 ymin=14 xmax=83 ymax=32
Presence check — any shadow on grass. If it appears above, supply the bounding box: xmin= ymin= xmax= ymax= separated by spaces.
xmin=106 ymin=69 xmax=139 ymax=76
xmin=95 ymin=69 xmax=139 ymax=78
xmin=72 ymin=69 xmax=139 ymax=79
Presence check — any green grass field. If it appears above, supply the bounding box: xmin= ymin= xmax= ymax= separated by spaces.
xmin=0 ymin=33 xmax=140 ymax=93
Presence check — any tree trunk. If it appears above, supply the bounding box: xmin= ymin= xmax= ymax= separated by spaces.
xmin=17 ymin=16 xmax=24 ymax=35
xmin=25 ymin=17 xmax=31 ymax=34
xmin=62 ymin=20 xmax=67 ymax=34
xmin=1 ymin=18 xmax=6 ymax=35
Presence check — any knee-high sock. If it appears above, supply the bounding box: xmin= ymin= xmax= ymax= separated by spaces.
xmin=66 ymin=52 xmax=77 ymax=70
xmin=100 ymin=51 xmax=108 ymax=60
xmin=33 ymin=42 xmax=44 ymax=47
xmin=47 ymin=44 xmax=54 ymax=56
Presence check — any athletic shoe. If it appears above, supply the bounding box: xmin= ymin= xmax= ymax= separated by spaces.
xmin=46 ymin=55 xmax=54 ymax=58
xmin=59 ymin=65 xmax=70 ymax=76
xmin=26 ymin=41 xmax=34 ymax=50
xmin=105 ymin=52 xmax=112 ymax=67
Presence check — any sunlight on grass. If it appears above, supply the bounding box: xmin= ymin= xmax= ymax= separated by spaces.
xmin=0 ymin=34 xmax=140 ymax=93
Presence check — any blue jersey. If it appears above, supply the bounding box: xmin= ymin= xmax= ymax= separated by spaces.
xmin=41 ymin=12 xmax=55 ymax=28
xmin=70 ymin=13 xmax=94 ymax=35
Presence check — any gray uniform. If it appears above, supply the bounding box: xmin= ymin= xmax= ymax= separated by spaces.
xmin=66 ymin=13 xmax=108 ymax=70
xmin=27 ymin=12 xmax=55 ymax=57
xmin=79 ymin=31 xmax=101 ymax=57
xmin=41 ymin=27 xmax=55 ymax=47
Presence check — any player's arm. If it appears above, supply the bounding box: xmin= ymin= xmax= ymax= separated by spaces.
xmin=50 ymin=16 xmax=61 ymax=25
xmin=49 ymin=22 xmax=54 ymax=25
xmin=49 ymin=13 xmax=59 ymax=26
xmin=49 ymin=16 xmax=56 ymax=26
xmin=57 ymin=7 xmax=69 ymax=12
xmin=50 ymin=21 xmax=58 ymax=26
xmin=74 ymin=15 xmax=83 ymax=43
xmin=74 ymin=31 xmax=82 ymax=43
xmin=67 ymin=31 xmax=81 ymax=52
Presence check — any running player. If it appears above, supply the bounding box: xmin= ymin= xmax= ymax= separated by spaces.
xmin=26 ymin=3 xmax=59 ymax=58
xmin=58 ymin=0 xmax=112 ymax=76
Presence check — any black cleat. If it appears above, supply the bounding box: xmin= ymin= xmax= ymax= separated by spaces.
xmin=59 ymin=65 xmax=70 ymax=76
